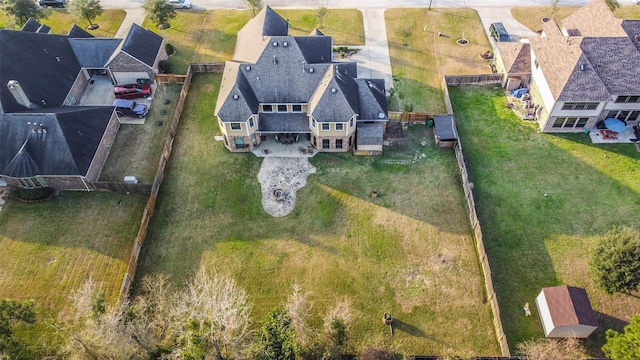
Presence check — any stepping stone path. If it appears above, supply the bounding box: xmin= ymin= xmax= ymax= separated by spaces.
xmin=257 ymin=157 xmax=316 ymax=217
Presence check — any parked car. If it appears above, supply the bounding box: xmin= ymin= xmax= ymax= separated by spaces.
xmin=167 ymin=0 xmax=191 ymax=8
xmin=39 ymin=0 xmax=65 ymax=7
xmin=113 ymin=99 xmax=149 ymax=119
xmin=114 ymin=83 xmax=152 ymax=100
xmin=489 ymin=22 xmax=510 ymax=42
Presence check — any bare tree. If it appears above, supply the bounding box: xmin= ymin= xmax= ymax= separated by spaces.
xmin=285 ymin=283 xmax=313 ymax=346
xmin=170 ymin=269 xmax=253 ymax=360
xmin=516 ymin=337 xmax=588 ymax=360
xmin=245 ymin=0 xmax=263 ymax=17
xmin=316 ymin=7 xmax=328 ymax=29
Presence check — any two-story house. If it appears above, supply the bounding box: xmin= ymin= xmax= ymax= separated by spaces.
xmin=215 ymin=6 xmax=388 ymax=154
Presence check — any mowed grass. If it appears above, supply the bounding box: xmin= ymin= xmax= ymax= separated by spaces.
xmin=0 ymin=9 xmax=125 ymax=36
xmin=385 ymin=9 xmax=493 ymax=114
xmin=100 ymin=84 xmax=182 ymax=183
xmin=145 ymin=9 xmax=364 ymax=74
xmin=511 ymin=4 xmax=640 ymax=32
xmin=135 ymin=73 xmax=499 ymax=357
xmin=0 ymin=191 xmax=148 ymax=353
xmin=449 ymin=85 xmax=640 ymax=356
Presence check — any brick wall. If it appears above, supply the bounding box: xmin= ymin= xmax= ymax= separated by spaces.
xmin=108 ymin=52 xmax=154 ymax=81
xmin=86 ymin=110 xmax=120 ymax=182
xmin=67 ymin=70 xmax=90 ymax=106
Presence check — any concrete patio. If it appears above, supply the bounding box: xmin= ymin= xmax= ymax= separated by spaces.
xmin=589 ymin=125 xmax=639 ymax=144
xmin=251 ymin=136 xmax=317 ymax=158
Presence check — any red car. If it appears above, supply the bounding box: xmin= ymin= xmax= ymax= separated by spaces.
xmin=114 ymin=83 xmax=152 ymax=99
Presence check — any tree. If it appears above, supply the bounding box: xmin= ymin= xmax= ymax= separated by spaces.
xmin=550 ymin=0 xmax=560 ymax=17
xmin=143 ymin=0 xmax=176 ymax=29
xmin=0 ymin=299 xmax=36 ymax=357
xmin=516 ymin=337 xmax=588 ymax=360
xmin=316 ymin=7 xmax=328 ymax=29
xmin=323 ymin=299 xmax=353 ymax=359
xmin=68 ymin=0 xmax=103 ymax=30
xmin=589 ymin=227 xmax=640 ymax=294
xmin=245 ymin=0 xmax=262 ymax=17
xmin=1 ymin=0 xmax=45 ymax=29
xmin=169 ymin=269 xmax=253 ymax=360
xmin=251 ymin=308 xmax=298 ymax=360
xmin=602 ymin=314 xmax=640 ymax=360
xmin=606 ymin=0 xmax=620 ymax=12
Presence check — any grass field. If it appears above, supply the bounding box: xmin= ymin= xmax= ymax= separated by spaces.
xmin=0 ymin=191 xmax=148 ymax=356
xmin=449 ymin=85 xmax=640 ymax=356
xmin=0 ymin=9 xmax=125 ymax=36
xmin=385 ymin=9 xmax=493 ymax=114
xmin=100 ymin=84 xmax=182 ymax=183
xmin=134 ymin=73 xmax=499 ymax=357
xmin=144 ymin=9 xmax=364 ymax=74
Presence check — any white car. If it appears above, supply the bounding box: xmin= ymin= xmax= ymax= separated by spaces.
xmin=167 ymin=0 xmax=191 ymax=8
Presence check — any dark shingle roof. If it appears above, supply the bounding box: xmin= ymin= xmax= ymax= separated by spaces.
xmin=69 ymin=38 xmax=122 ymax=67
xmin=622 ymin=20 xmax=640 ymax=52
xmin=579 ymin=37 xmax=640 ymax=96
xmin=37 ymin=24 xmax=51 ymax=34
xmin=0 ymin=30 xmax=81 ymax=112
xmin=68 ymin=24 xmax=94 ymax=38
xmin=434 ymin=115 xmax=458 ymax=141
xmin=258 ymin=113 xmax=309 ymax=132
xmin=309 ymin=66 xmax=359 ymax=122
xmin=542 ymin=286 xmax=598 ymax=328
xmin=120 ymin=24 xmax=163 ymax=67
xmin=234 ymin=6 xmax=288 ymax=63
xmin=21 ymin=18 xmax=42 ymax=32
xmin=356 ymin=78 xmax=387 ymax=120
xmin=356 ymin=122 xmax=383 ymax=146
xmin=0 ymin=107 xmax=114 ymax=177
xmin=216 ymin=63 xmax=258 ymax=122
xmin=295 ymin=36 xmax=332 ymax=64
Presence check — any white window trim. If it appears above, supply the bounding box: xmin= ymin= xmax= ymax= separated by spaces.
xmin=322 ymin=123 xmax=330 ymax=131
xmin=230 ymin=122 xmax=242 ymax=131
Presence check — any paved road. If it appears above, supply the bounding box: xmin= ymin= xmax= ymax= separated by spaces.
xmin=102 ymin=0 xmax=591 ymax=10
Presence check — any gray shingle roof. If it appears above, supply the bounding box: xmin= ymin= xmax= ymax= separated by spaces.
xmin=0 ymin=107 xmax=114 ymax=177
xmin=234 ymin=6 xmax=288 ymax=63
xmin=356 ymin=122 xmax=383 ymax=146
xmin=0 ymin=30 xmax=81 ymax=112
xmin=37 ymin=24 xmax=51 ymax=34
xmin=579 ymin=37 xmax=640 ymax=97
xmin=21 ymin=18 xmax=41 ymax=32
xmin=309 ymin=65 xmax=359 ymax=122
xmin=295 ymin=36 xmax=332 ymax=64
xmin=622 ymin=20 xmax=640 ymax=53
xmin=69 ymin=38 xmax=122 ymax=68
xmin=216 ymin=62 xmax=258 ymax=122
xmin=120 ymin=24 xmax=163 ymax=67
xmin=68 ymin=24 xmax=94 ymax=38
xmin=434 ymin=115 xmax=458 ymax=141
xmin=258 ymin=113 xmax=309 ymax=132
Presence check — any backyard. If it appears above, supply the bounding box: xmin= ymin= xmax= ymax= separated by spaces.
xmin=449 ymin=85 xmax=640 ymax=355
xmin=134 ymin=73 xmax=499 ymax=357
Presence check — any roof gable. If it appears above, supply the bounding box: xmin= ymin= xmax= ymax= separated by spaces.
xmin=68 ymin=24 xmax=94 ymax=38
xmin=356 ymin=79 xmax=387 ymax=120
xmin=21 ymin=18 xmax=42 ymax=32
xmin=69 ymin=38 xmax=122 ymax=68
xmin=234 ymin=6 xmax=288 ymax=63
xmin=498 ymin=42 xmax=531 ymax=74
xmin=543 ymin=286 xmax=597 ymax=327
xmin=309 ymin=66 xmax=359 ymax=122
xmin=120 ymin=24 xmax=163 ymax=67
xmin=562 ymin=0 xmax=625 ymax=37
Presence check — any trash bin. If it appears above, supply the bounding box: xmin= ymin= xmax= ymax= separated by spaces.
xmin=427 ymin=119 xmax=434 ymax=128
xmin=136 ymin=78 xmax=150 ymax=85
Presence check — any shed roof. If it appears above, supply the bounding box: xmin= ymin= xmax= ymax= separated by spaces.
xmin=542 ymin=286 xmax=598 ymax=327
xmin=434 ymin=115 xmax=458 ymax=141
xmin=356 ymin=122 xmax=384 ymax=146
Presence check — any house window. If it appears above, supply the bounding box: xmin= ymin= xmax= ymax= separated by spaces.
xmin=336 ymin=139 xmax=343 ymax=149
xmin=230 ymin=123 xmax=242 ymax=130
xmin=292 ymin=104 xmax=302 ymax=113
xmin=277 ymin=104 xmax=288 ymax=112
xmin=335 ymin=123 xmax=344 ymax=131
xmin=249 ymin=118 xmax=254 ymax=128
xmin=322 ymin=139 xmax=330 ymax=149
xmin=608 ymin=110 xmax=639 ymax=122
xmin=349 ymin=118 xmax=354 ymax=128
xmin=322 ymin=123 xmax=330 ymax=131
xmin=553 ymin=117 xmax=589 ymax=128
xmin=234 ymin=137 xmax=246 ymax=148
xmin=312 ymin=119 xmax=316 ymax=128
xmin=561 ymin=102 xmax=599 ymax=110
xmin=18 ymin=178 xmax=40 ymax=189
xmin=263 ymin=104 xmax=273 ymax=112
xmin=348 ymin=136 xmax=352 ymax=147
xmin=615 ymin=95 xmax=640 ymax=103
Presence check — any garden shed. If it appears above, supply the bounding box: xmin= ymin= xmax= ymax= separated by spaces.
xmin=535 ymin=285 xmax=598 ymax=338
xmin=433 ymin=115 xmax=459 ymax=148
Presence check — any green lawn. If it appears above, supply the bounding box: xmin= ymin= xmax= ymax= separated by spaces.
xmin=134 ymin=73 xmax=499 ymax=357
xmin=145 ymin=9 xmax=364 ymax=74
xmin=0 ymin=191 xmax=148 ymax=357
xmin=0 ymin=9 xmax=125 ymax=36
xmin=385 ymin=9 xmax=493 ymax=114
xmin=449 ymin=85 xmax=640 ymax=356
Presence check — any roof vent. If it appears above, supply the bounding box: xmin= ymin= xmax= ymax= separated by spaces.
xmin=331 ymin=88 xmax=337 ymax=93
xmin=272 ymin=41 xmax=278 ymax=47
xmin=283 ymin=41 xmax=288 ymax=47
xmin=309 ymin=68 xmax=314 ymax=73
xmin=245 ymin=66 xmax=251 ymax=71
xmin=273 ymin=55 xmax=277 ymax=64
xmin=56 ymin=56 xmax=60 ymax=62
xmin=368 ymin=81 xmax=373 ymax=88
xmin=580 ymin=64 xmax=587 ymax=71
xmin=233 ymin=94 xmax=239 ymax=100
xmin=378 ymin=112 xmax=385 ymax=119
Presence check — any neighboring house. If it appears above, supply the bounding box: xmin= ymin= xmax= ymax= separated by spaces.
xmin=535 ymin=285 xmax=598 ymax=338
xmin=0 ymin=21 xmax=166 ymax=190
xmin=214 ymin=6 xmax=388 ymax=155
xmin=496 ymin=0 xmax=640 ymax=133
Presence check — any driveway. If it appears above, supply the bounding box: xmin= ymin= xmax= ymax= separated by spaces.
xmin=350 ymin=8 xmax=394 ymax=92
xmin=473 ymin=6 xmax=537 ymax=44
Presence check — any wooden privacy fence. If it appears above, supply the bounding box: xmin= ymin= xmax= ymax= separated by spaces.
xmin=442 ymin=75 xmax=510 ymax=356
xmin=388 ymin=111 xmax=432 ymax=122
xmin=119 ymin=63 xmax=225 ymax=303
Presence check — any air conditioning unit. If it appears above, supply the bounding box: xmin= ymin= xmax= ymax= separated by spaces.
xmin=124 ymin=176 xmax=138 ymax=184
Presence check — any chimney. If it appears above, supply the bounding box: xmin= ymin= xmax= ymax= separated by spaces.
xmin=7 ymin=80 xmax=35 ymax=109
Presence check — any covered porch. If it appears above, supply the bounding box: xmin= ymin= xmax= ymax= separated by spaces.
xmin=252 ymin=134 xmax=317 ymax=158
xmin=588 ymin=124 xmax=640 ymax=144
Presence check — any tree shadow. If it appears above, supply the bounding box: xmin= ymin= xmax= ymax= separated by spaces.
xmin=392 ymin=318 xmax=425 ymax=337
xmin=583 ymin=311 xmax=630 ymax=357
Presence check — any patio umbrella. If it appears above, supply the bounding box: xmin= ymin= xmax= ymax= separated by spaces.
xmin=604 ymin=118 xmax=626 ymax=133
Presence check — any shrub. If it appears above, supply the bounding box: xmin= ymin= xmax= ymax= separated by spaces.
xmin=165 ymin=43 xmax=175 ymax=56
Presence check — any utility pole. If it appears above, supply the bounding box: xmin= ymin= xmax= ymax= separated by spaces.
xmin=429 ymin=0 xmax=433 ymax=10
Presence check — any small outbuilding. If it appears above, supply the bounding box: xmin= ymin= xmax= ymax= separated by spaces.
xmin=535 ymin=285 xmax=598 ymax=338
xmin=433 ymin=115 xmax=459 ymax=148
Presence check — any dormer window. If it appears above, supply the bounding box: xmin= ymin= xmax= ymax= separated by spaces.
xmin=263 ymin=104 xmax=273 ymax=112
xmin=292 ymin=104 xmax=302 ymax=113
xmin=230 ymin=123 xmax=242 ymax=130
xmin=277 ymin=104 xmax=287 ymax=112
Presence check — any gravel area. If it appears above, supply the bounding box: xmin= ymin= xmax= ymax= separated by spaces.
xmin=257 ymin=157 xmax=316 ymax=217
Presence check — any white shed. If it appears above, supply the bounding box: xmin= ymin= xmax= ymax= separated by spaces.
xmin=535 ymin=285 xmax=598 ymax=338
